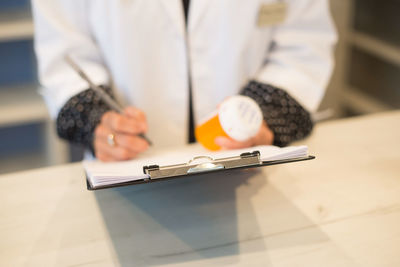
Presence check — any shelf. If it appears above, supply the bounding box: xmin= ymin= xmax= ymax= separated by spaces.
xmin=0 ymin=14 xmax=33 ymax=42
xmin=0 ymin=151 xmax=48 ymax=175
xmin=350 ymin=31 xmax=400 ymax=67
xmin=0 ymin=85 xmax=49 ymax=127
xmin=341 ymin=87 xmax=393 ymax=114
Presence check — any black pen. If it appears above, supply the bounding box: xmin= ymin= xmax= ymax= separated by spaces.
xmin=64 ymin=55 xmax=152 ymax=145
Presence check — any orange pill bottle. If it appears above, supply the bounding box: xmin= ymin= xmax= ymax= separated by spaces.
xmin=195 ymin=95 xmax=263 ymax=151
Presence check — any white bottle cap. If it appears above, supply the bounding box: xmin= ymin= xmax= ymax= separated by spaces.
xmin=218 ymin=95 xmax=263 ymax=141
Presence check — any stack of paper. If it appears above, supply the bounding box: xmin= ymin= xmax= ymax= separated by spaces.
xmin=83 ymin=145 xmax=308 ymax=188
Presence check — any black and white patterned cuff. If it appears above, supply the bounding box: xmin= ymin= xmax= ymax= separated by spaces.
xmin=241 ymin=81 xmax=314 ymax=147
xmin=56 ymin=87 xmax=113 ymax=151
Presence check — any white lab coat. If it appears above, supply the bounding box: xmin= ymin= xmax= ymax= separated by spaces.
xmin=32 ymin=0 xmax=337 ymax=148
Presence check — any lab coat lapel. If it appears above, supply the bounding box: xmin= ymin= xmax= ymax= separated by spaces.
xmin=158 ymin=0 xmax=185 ymax=37
xmin=188 ymin=0 xmax=212 ymax=31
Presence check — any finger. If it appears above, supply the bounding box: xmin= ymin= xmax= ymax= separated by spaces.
xmin=95 ymin=151 xmax=115 ymax=162
xmin=124 ymin=107 xmax=148 ymax=132
xmin=252 ymin=122 xmax=274 ymax=146
xmin=94 ymin=139 xmax=138 ymax=161
xmin=95 ymin=124 xmax=149 ymax=153
xmin=124 ymin=107 xmax=146 ymax=119
xmin=94 ymin=141 xmax=115 ymax=162
xmin=101 ymin=111 xmax=146 ymax=135
xmin=114 ymin=133 xmax=149 ymax=153
xmin=98 ymin=140 xmax=138 ymax=161
xmin=214 ymin=136 xmax=253 ymax=150
xmin=94 ymin=140 xmax=128 ymax=162
xmin=94 ymin=125 xmax=129 ymax=161
xmin=94 ymin=124 xmax=111 ymax=140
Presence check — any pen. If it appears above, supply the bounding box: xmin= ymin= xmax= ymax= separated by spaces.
xmin=64 ymin=55 xmax=152 ymax=145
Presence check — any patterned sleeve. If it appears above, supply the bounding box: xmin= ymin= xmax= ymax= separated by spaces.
xmin=56 ymin=86 xmax=113 ymax=152
xmin=241 ymin=80 xmax=314 ymax=147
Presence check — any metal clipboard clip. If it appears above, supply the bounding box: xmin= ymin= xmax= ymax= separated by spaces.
xmin=143 ymin=151 xmax=261 ymax=180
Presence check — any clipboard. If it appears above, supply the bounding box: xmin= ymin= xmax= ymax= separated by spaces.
xmin=86 ymin=150 xmax=315 ymax=191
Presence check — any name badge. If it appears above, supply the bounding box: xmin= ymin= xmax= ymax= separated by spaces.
xmin=257 ymin=2 xmax=287 ymax=27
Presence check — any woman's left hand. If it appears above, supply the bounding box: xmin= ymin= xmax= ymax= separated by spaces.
xmin=214 ymin=121 xmax=274 ymax=149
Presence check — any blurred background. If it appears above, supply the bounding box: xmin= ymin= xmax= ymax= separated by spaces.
xmin=0 ymin=0 xmax=399 ymax=174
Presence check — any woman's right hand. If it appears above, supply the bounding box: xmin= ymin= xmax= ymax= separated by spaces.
xmin=94 ymin=107 xmax=149 ymax=161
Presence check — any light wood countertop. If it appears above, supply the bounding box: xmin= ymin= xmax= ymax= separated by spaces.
xmin=1 ymin=111 xmax=399 ymax=267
